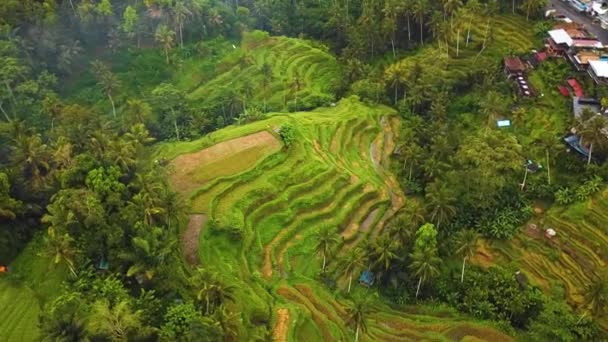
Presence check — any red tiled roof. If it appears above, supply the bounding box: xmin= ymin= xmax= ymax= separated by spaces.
xmin=557 ymin=85 xmax=570 ymax=97
xmin=567 ymin=78 xmax=584 ymax=97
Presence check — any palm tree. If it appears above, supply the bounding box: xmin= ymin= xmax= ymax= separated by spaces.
xmin=173 ymin=0 xmax=193 ymax=48
xmin=125 ymin=99 xmax=153 ymax=126
xmin=370 ymin=235 xmax=399 ymax=274
xmin=521 ymin=0 xmax=544 ymax=21
xmin=41 ymin=227 xmax=78 ymax=276
xmin=91 ymin=61 xmax=120 ymax=119
xmin=155 ymin=25 xmax=176 ymax=64
xmin=87 ymin=299 xmax=144 ymax=340
xmin=464 ymin=0 xmax=480 ymax=47
xmin=260 ymin=62 xmax=273 ymax=112
xmin=122 ymin=227 xmax=176 ymax=283
xmin=389 ymin=216 xmax=416 ymax=248
xmin=425 ymin=181 xmax=457 ymax=231
xmin=290 ymin=70 xmax=303 ymax=111
xmin=409 ymin=247 xmax=442 ymax=299
xmin=402 ymin=201 xmax=426 ymax=230
xmin=583 ymin=272 xmax=607 ymax=317
xmin=314 ymin=226 xmax=339 ymax=272
xmin=412 ymin=0 xmax=429 ymax=45
xmin=191 ymin=268 xmax=236 ymax=315
xmin=537 ymin=132 xmax=559 ymax=185
xmin=453 ymin=229 xmax=480 ymax=282
xmin=346 ymin=296 xmax=371 ymax=342
xmin=10 ymin=133 xmax=51 ymax=190
xmin=579 ymin=115 xmax=608 ymax=165
xmin=338 ymin=248 xmax=365 ymax=293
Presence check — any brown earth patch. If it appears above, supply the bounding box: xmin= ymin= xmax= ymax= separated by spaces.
xmin=169 ymin=131 xmax=281 ymax=193
xmin=277 ymin=287 xmax=334 ymax=341
xmin=470 ymin=239 xmax=495 ymax=269
xmin=273 ymin=308 xmax=290 ymax=342
xmin=183 ymin=214 xmax=207 ymax=265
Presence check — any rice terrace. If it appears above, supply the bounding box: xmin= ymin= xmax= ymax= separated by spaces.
xmin=1 ymin=0 xmax=607 ymax=341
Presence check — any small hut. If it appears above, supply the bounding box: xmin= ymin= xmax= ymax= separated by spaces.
xmin=359 ymin=270 xmax=374 ymax=287
xmin=504 ymin=57 xmax=526 ymax=76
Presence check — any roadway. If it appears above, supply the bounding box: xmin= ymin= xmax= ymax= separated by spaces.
xmin=548 ymin=0 xmax=608 ymax=44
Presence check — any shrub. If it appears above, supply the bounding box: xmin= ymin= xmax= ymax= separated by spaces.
xmin=475 ymin=204 xmax=532 ymax=240
xmin=555 ymin=187 xmax=573 ymax=205
xmin=278 ymin=124 xmax=295 ymax=148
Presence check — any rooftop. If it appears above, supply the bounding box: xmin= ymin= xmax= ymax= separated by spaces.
xmin=574 ymin=51 xmax=601 ymax=65
xmin=589 ymin=59 xmax=608 ymax=78
xmin=504 ymin=56 xmax=526 ymax=72
xmin=549 ymin=29 xmax=574 ymax=46
xmin=572 ymin=39 xmax=604 ymax=49
xmin=572 ymin=96 xmax=600 ymax=119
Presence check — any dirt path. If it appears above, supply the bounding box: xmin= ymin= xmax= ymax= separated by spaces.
xmin=182 ymin=214 xmax=207 ymax=266
xmin=273 ymin=308 xmax=290 ymax=342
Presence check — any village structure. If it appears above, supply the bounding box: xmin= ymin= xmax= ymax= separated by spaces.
xmin=503 ymin=8 xmax=608 ymax=163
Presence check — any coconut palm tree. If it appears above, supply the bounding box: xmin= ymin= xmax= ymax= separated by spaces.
xmin=402 ymin=200 xmax=426 ymax=228
xmin=41 ymin=227 xmax=78 ymax=276
xmin=10 ymin=133 xmax=51 ymax=190
xmin=584 ymin=272 xmax=608 ymax=317
xmin=412 ymin=0 xmax=429 ymax=45
xmin=537 ymin=132 xmax=559 ymax=185
xmin=453 ymin=229 xmax=480 ymax=282
xmin=409 ymin=247 xmax=442 ymax=299
xmin=370 ymin=235 xmax=399 ymax=275
xmin=91 ymin=60 xmax=120 ymax=119
xmin=579 ymin=115 xmax=608 ymax=165
xmin=389 ymin=216 xmax=416 ymax=248
xmin=338 ymin=248 xmax=365 ymax=293
xmin=290 ymin=70 xmax=303 ymax=111
xmin=172 ymin=0 xmax=193 ymax=48
xmin=314 ymin=226 xmax=339 ymax=272
xmin=464 ymin=0 xmax=480 ymax=47
xmin=346 ymin=296 xmax=371 ymax=342
xmin=122 ymin=227 xmax=176 ymax=283
xmin=260 ymin=62 xmax=273 ymax=112
xmin=425 ymin=181 xmax=456 ymax=231
xmin=191 ymin=268 xmax=236 ymax=315
xmin=155 ymin=25 xmax=176 ymax=64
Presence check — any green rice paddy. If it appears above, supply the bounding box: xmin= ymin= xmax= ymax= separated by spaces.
xmin=167 ymin=97 xmax=512 ymax=340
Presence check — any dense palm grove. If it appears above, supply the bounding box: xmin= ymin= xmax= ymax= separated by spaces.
xmin=0 ymin=0 xmax=607 ymax=340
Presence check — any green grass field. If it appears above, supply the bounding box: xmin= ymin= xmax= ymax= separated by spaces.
xmin=167 ymin=96 xmax=512 ymax=340
xmin=0 ymin=235 xmax=67 ymax=341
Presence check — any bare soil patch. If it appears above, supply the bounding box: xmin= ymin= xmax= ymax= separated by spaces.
xmin=273 ymin=308 xmax=290 ymax=342
xmin=169 ymin=131 xmax=281 ymax=194
xmin=182 ymin=214 xmax=207 ymax=266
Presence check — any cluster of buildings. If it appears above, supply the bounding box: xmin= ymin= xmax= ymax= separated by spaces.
xmin=501 ymin=17 xmax=608 ymax=161
xmin=546 ymin=24 xmax=608 ymax=84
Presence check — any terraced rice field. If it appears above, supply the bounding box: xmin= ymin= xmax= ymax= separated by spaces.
xmin=473 ymin=191 xmax=608 ymax=331
xmin=167 ymin=97 xmax=512 ymax=340
xmin=0 ymin=235 xmax=66 ymax=342
xmin=385 ymin=15 xmax=536 ymax=88
xmin=187 ymin=30 xmax=340 ymax=111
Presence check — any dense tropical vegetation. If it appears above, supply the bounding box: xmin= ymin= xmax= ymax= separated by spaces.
xmin=0 ymin=0 xmax=607 ymax=340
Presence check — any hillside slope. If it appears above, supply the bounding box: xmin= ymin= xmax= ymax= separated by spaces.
xmin=186 ymin=30 xmax=341 ymax=112
xmin=165 ymin=97 xmax=512 ymax=340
